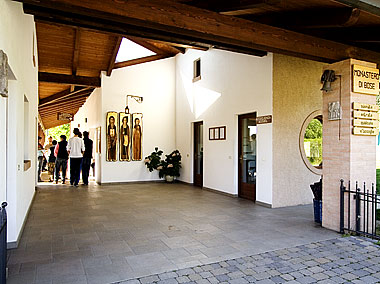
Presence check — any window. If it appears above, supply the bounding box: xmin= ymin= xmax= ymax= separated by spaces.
xmin=193 ymin=58 xmax=201 ymax=82
xmin=299 ymin=111 xmax=322 ymax=175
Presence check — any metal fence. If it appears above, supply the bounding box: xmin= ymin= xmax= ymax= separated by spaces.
xmin=0 ymin=202 xmax=7 ymax=284
xmin=340 ymin=179 xmax=380 ymax=240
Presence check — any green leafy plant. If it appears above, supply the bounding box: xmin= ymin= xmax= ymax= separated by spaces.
xmin=144 ymin=148 xmax=182 ymax=179
xmin=144 ymin=147 xmax=163 ymax=172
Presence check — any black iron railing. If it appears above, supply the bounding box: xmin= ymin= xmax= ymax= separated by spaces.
xmin=340 ymin=179 xmax=379 ymax=240
xmin=0 ymin=202 xmax=7 ymax=284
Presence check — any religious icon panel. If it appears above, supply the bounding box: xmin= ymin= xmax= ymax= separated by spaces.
xmin=132 ymin=113 xmax=143 ymax=161
xmin=106 ymin=112 xmax=118 ymax=162
xmin=119 ymin=113 xmax=131 ymax=161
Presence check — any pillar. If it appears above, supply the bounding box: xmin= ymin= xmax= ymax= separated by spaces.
xmin=322 ymin=59 xmax=378 ymax=231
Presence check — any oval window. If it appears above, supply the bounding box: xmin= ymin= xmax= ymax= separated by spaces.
xmin=299 ymin=111 xmax=322 ymax=175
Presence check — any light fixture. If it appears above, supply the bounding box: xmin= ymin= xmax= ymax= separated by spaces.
xmin=125 ymin=95 xmax=143 ymax=114
xmin=321 ymin=70 xmax=336 ymax=92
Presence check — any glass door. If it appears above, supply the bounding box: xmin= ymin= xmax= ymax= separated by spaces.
xmin=194 ymin=121 xmax=203 ymax=187
xmin=238 ymin=113 xmax=257 ymax=201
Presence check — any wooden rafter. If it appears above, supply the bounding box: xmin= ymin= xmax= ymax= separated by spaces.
xmin=39 ymin=72 xmax=101 ymax=87
xmin=72 ymin=28 xmax=81 ymax=75
xmin=39 ymin=87 xmax=93 ymax=107
xmin=107 ymin=36 xmax=122 ymax=76
xmin=113 ymin=54 xmax=174 ymax=69
xmin=16 ymin=0 xmax=380 ymax=63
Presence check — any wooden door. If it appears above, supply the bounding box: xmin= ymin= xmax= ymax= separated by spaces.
xmin=194 ymin=121 xmax=203 ymax=187
xmin=238 ymin=113 xmax=257 ymax=201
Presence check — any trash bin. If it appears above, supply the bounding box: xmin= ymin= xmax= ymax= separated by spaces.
xmin=313 ymin=199 xmax=322 ymax=224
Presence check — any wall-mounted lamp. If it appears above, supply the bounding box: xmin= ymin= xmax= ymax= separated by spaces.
xmin=321 ymin=70 xmax=336 ymax=92
xmin=125 ymin=95 xmax=143 ymax=114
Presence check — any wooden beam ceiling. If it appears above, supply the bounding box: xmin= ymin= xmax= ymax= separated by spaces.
xmin=72 ymin=28 xmax=81 ymax=75
xmin=39 ymin=72 xmax=101 ymax=87
xmin=113 ymin=54 xmax=173 ymax=69
xmin=39 ymin=87 xmax=92 ymax=107
xmin=16 ymin=0 xmax=380 ymax=64
xmin=106 ymin=36 xmax=122 ymax=77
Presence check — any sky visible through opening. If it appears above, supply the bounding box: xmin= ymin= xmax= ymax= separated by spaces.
xmin=115 ymin=38 xmax=156 ymax=63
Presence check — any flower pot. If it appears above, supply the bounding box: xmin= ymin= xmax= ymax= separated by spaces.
xmin=313 ymin=199 xmax=322 ymax=224
xmin=165 ymin=175 xmax=174 ymax=183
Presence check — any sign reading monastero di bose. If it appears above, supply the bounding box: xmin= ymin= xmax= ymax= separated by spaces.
xmin=352 ymin=65 xmax=380 ymax=95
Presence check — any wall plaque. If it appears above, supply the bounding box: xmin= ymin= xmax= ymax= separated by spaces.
xmin=0 ymin=50 xmax=8 ymax=97
xmin=353 ymin=118 xmax=379 ymax=128
xmin=353 ymin=110 xmax=379 ymax=120
xmin=353 ymin=127 xmax=378 ymax=136
xmin=353 ymin=102 xmax=379 ymax=112
xmin=352 ymin=65 xmax=380 ymax=95
xmin=57 ymin=112 xmax=73 ymax=121
xmin=328 ymin=102 xmax=342 ymax=120
xmin=256 ymin=115 xmax=272 ymax=124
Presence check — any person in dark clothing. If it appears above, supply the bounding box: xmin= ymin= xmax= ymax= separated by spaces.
xmin=48 ymin=140 xmax=57 ymax=182
xmin=55 ymin=135 xmax=68 ymax=184
xmin=37 ymin=136 xmax=44 ymax=182
xmin=82 ymin=131 xmax=93 ymax=185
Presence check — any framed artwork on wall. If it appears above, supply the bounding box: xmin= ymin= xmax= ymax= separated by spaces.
xmin=96 ymin=127 xmax=101 ymax=154
xmin=209 ymin=128 xmax=215 ymax=140
xmin=209 ymin=126 xmax=226 ymax=141
xmin=132 ymin=113 xmax=143 ymax=161
xmin=106 ymin=112 xmax=118 ymax=162
xmin=119 ymin=113 xmax=131 ymax=161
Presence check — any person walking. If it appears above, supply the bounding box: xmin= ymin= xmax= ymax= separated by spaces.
xmin=82 ymin=131 xmax=93 ymax=185
xmin=48 ymin=140 xmax=57 ymax=182
xmin=37 ymin=136 xmax=44 ymax=182
xmin=55 ymin=135 xmax=68 ymax=184
xmin=67 ymin=128 xmax=84 ymax=187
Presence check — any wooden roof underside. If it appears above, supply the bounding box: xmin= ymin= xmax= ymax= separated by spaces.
xmin=36 ymin=22 xmax=182 ymax=129
xmin=15 ymin=0 xmax=380 ymax=128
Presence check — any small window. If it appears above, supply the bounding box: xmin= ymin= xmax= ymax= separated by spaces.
xmin=193 ymin=58 xmax=201 ymax=82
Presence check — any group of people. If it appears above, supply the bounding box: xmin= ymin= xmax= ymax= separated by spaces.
xmin=37 ymin=128 xmax=93 ymax=187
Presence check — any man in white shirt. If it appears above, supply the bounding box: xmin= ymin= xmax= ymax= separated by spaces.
xmin=67 ymin=128 xmax=85 ymax=187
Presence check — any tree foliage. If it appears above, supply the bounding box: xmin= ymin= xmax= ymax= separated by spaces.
xmin=304 ymin=119 xmax=322 ymax=139
xmin=47 ymin=124 xmax=71 ymax=141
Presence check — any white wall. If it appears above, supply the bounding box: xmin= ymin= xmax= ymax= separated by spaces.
xmin=175 ymin=49 xmax=273 ymax=204
xmin=74 ymin=58 xmax=176 ymax=183
xmin=0 ymin=0 xmax=38 ymax=244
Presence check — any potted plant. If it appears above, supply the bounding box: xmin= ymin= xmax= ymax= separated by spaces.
xmin=144 ymin=148 xmax=182 ymax=182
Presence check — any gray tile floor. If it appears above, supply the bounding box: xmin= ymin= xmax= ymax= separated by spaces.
xmin=7 ymin=182 xmax=338 ymax=284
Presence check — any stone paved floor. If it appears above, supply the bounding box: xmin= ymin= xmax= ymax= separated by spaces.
xmin=7 ymin=182 xmax=338 ymax=284
xmin=118 ymin=237 xmax=380 ymax=284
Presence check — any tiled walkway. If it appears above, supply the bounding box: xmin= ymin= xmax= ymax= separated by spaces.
xmin=8 ymin=182 xmax=338 ymax=284
xmin=118 ymin=237 xmax=380 ymax=284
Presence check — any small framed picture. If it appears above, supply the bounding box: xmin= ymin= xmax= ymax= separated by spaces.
xmin=209 ymin=128 xmax=215 ymax=140
xmin=219 ymin=126 xmax=226 ymax=140
xmin=214 ymin=128 xmax=219 ymax=140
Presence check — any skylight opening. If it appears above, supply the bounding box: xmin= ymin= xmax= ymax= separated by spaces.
xmin=115 ymin=38 xmax=156 ymax=63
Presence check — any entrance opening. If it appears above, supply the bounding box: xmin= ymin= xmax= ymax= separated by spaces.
xmin=238 ymin=112 xmax=257 ymax=201
xmin=194 ymin=121 xmax=203 ymax=187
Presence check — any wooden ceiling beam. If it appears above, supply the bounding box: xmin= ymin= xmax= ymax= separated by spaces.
xmin=332 ymin=0 xmax=380 ymax=18
xmin=127 ymin=37 xmax=165 ymax=54
xmin=16 ymin=0 xmax=380 ymax=63
xmin=39 ymin=72 xmax=101 ymax=87
xmin=72 ymin=28 xmax=81 ymax=75
xmin=113 ymin=54 xmax=174 ymax=69
xmin=106 ymin=36 xmax=122 ymax=76
xmin=39 ymin=89 xmax=93 ymax=108
xmin=39 ymin=86 xmax=88 ymax=106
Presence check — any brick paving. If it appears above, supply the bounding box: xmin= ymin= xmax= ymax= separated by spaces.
xmin=117 ymin=237 xmax=380 ymax=284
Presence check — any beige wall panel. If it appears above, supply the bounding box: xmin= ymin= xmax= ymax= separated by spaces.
xmin=272 ymin=54 xmax=324 ymax=208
